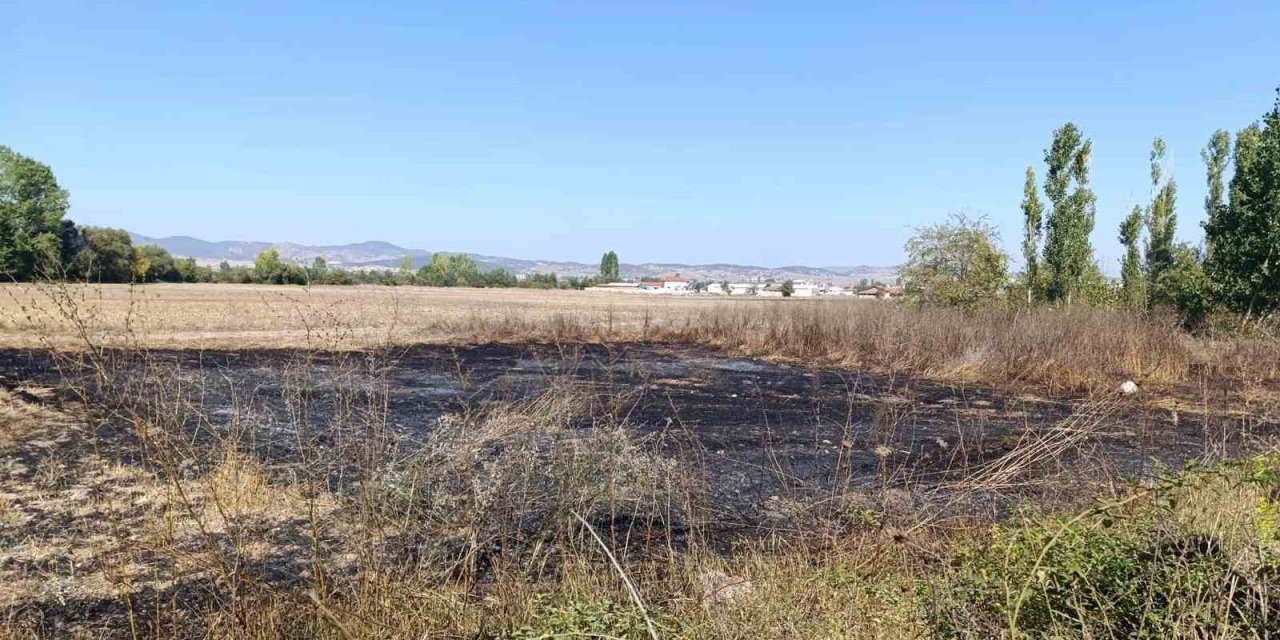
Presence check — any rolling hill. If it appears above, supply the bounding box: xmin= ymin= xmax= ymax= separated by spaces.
xmin=129 ymin=234 xmax=898 ymax=285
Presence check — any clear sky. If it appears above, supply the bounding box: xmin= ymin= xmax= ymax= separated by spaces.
xmin=4 ymin=1 xmax=1278 ymax=269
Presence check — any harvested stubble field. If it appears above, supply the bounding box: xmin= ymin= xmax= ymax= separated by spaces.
xmin=3 ymin=283 xmax=1280 ymax=638
xmin=0 ymin=283 xmax=735 ymax=350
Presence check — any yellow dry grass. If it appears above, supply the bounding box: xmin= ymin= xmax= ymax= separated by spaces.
xmin=0 ymin=282 xmax=750 ymax=350
xmin=2 ymin=282 xmax=1275 ymax=393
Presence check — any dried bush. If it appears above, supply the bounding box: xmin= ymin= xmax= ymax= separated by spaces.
xmin=664 ymin=302 xmax=1195 ymax=392
xmin=374 ymin=384 xmax=686 ymax=580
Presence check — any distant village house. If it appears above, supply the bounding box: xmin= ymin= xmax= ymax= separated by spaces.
xmin=638 ymin=274 xmax=690 ymax=292
xmin=856 ymin=285 xmax=903 ymax=300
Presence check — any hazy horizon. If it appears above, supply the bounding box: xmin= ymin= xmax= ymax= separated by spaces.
xmin=128 ymin=230 xmax=899 ymax=271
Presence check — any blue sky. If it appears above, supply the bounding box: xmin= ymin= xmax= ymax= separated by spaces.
xmin=4 ymin=1 xmax=1278 ymax=269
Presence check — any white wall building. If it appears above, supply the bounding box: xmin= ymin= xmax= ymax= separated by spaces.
xmin=638 ymin=274 xmax=690 ymax=293
xmin=791 ymin=280 xmax=820 ymax=297
xmin=662 ymin=275 xmax=690 ymax=292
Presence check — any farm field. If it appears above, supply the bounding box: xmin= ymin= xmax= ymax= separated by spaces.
xmin=0 ymin=283 xmax=744 ymax=349
xmin=2 ymin=284 xmax=1280 ymax=638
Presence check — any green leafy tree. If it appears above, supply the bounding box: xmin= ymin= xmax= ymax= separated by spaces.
xmin=134 ymin=244 xmax=178 ymax=282
xmin=395 ymin=255 xmax=416 ymax=285
xmin=1041 ymin=123 xmax=1097 ymax=305
xmin=215 ymin=261 xmax=254 ymax=284
xmin=1154 ymin=243 xmax=1211 ymax=326
xmin=308 ymin=256 xmax=328 ymax=283
xmin=1201 ymin=129 xmax=1232 ymax=262
xmin=1020 ymin=165 xmax=1044 ymax=303
xmin=0 ymin=146 xmax=71 ymax=280
xmin=254 ymin=248 xmax=284 ymax=284
xmin=1145 ymin=138 xmax=1178 ymax=291
xmin=520 ymin=273 xmax=559 ymax=289
xmin=174 ymin=257 xmax=203 ymax=282
xmin=902 ymin=213 xmax=1008 ymax=308
xmin=1076 ymin=262 xmax=1116 ymax=307
xmin=1205 ymin=94 xmax=1280 ymax=320
xmin=1118 ymin=205 xmax=1147 ymax=309
xmin=780 ymin=280 xmax=794 ymax=297
xmin=58 ymin=219 xmax=84 ymax=271
xmin=417 ymin=253 xmax=482 ymax=287
xmin=483 ymin=268 xmax=517 ymax=287
xmin=599 ymin=251 xmax=620 ymax=282
xmin=72 ymin=227 xmax=135 ymax=282
xmin=282 ymin=264 xmax=308 ymax=285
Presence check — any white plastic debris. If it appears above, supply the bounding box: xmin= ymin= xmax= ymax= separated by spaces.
xmin=1120 ymin=380 xmax=1139 ymax=395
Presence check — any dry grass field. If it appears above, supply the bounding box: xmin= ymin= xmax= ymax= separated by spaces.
xmin=0 ymin=283 xmax=741 ymax=350
xmin=3 ymin=282 xmax=1280 ymax=638
xmin=4 ymin=282 xmax=1278 ymax=393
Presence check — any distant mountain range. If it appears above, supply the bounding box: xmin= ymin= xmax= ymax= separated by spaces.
xmin=129 ymin=234 xmax=899 ymax=285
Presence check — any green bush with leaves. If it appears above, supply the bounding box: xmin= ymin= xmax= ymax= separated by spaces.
xmin=902 ymin=213 xmax=1008 ymax=308
xmin=933 ymin=459 xmax=1280 ymax=638
xmin=71 ymin=227 xmax=135 ymax=282
xmin=417 ymin=252 xmax=483 ymax=287
xmin=133 ymin=244 xmax=179 ymax=282
xmin=1151 ymin=243 xmax=1212 ymax=326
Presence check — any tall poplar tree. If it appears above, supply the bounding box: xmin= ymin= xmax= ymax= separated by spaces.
xmin=1200 ymin=129 xmax=1231 ymax=260
xmin=599 ymin=251 xmax=619 ymax=282
xmin=1145 ymin=138 xmax=1177 ymax=290
xmin=1041 ymin=123 xmax=1097 ymax=305
xmin=1020 ymin=165 xmax=1044 ymax=303
xmin=1118 ymin=205 xmax=1146 ymax=309
xmin=1205 ymin=93 xmax=1280 ymax=320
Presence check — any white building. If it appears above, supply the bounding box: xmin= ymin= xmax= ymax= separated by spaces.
xmin=791 ymin=280 xmax=820 ymax=297
xmin=639 ymin=274 xmax=691 ymax=293
xmin=662 ymin=275 xmax=690 ymax=292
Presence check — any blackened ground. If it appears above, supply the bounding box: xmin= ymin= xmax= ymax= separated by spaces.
xmin=2 ymin=342 xmax=1276 ymax=528
xmin=3 ymin=342 xmax=1280 ymax=637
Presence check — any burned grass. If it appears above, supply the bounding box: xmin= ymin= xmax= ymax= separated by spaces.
xmin=7 ymin=342 xmax=1269 ymax=521
xmin=4 ymin=283 xmax=1280 ymax=637
xmin=3 ymin=339 xmax=1280 ymax=637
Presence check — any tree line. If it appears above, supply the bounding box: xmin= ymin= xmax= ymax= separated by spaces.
xmin=903 ymin=88 xmax=1280 ymax=327
xmin=0 ymin=146 xmax=619 ymax=290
